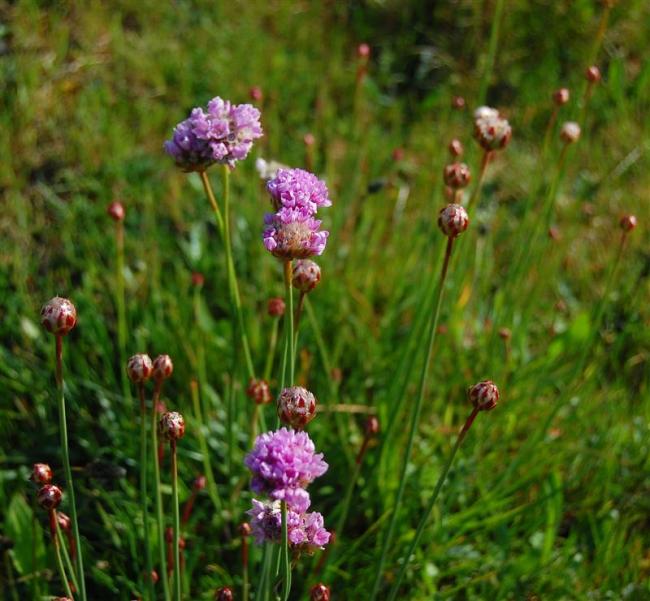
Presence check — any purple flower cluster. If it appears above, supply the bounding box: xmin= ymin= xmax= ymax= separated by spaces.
xmin=245 ymin=428 xmax=330 ymax=550
xmin=164 ymin=97 xmax=263 ymax=171
xmin=262 ymin=168 xmax=331 ymax=259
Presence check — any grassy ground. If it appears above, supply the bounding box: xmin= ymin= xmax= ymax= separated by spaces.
xmin=1 ymin=1 xmax=649 ymax=599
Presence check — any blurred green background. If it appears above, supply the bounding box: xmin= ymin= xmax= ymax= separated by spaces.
xmin=1 ymin=1 xmax=649 ymax=599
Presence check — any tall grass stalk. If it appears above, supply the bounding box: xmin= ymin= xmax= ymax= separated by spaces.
xmin=114 ymin=216 xmax=131 ymax=406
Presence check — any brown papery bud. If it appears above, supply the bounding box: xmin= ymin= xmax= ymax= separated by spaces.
xmin=310 ymin=583 xmax=331 ymax=601
xmin=468 ymin=380 xmax=500 ymax=411
xmin=127 ymin=354 xmax=153 ymax=383
xmin=159 ymin=411 xmax=185 ymax=441
xmin=552 ymin=88 xmax=570 ymax=106
xmin=620 ymin=214 xmax=637 ymax=232
xmin=40 ymin=297 xmax=77 ymax=336
xmin=37 ymin=484 xmax=62 ymax=510
xmin=31 ymin=463 xmax=53 ymax=485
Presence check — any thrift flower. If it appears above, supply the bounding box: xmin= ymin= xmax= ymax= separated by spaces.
xmin=266 ymin=168 xmax=331 ymax=214
xmin=263 ymin=208 xmax=329 ymax=259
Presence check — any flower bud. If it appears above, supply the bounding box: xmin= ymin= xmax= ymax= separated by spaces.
xmin=392 ymin=147 xmax=405 ymax=162
xmin=192 ymin=272 xmax=205 ymax=287
xmin=277 ymin=386 xmax=317 ymax=429
xmin=357 ymin=43 xmax=370 ymax=59
xmin=560 ymin=121 xmax=581 ymax=144
xmin=448 ymin=139 xmax=463 ymax=157
xmin=620 ymin=214 xmax=637 ymax=232
xmin=57 ymin=511 xmax=71 ymax=532
xmin=267 ymin=297 xmax=286 ymax=317
xmin=31 ymin=463 xmax=53 ymax=485
xmin=438 ymin=204 xmax=469 ymax=238
xmin=37 ymin=484 xmax=62 ymax=510
xmin=53 ymin=598 xmax=73 ymax=601
xmin=365 ymin=415 xmax=380 ymax=436
xmin=107 ymin=201 xmax=125 ymax=222
xmin=443 ymin=162 xmax=471 ymax=189
xmin=150 ymin=570 xmax=159 ymax=584
xmin=468 ymin=380 xmax=499 ymax=411
xmin=153 ymin=354 xmax=174 ymax=381
xmin=246 ymin=378 xmax=272 ymax=405
xmin=159 ymin=411 xmax=185 ymax=441
xmin=303 ymin=132 xmax=315 ymax=147
xmin=193 ymin=475 xmax=207 ymax=491
xmin=239 ymin=522 xmax=252 ymax=536
xmin=498 ymin=327 xmax=512 ymax=341
xmin=474 ymin=111 xmax=512 ymax=151
xmin=292 ymin=259 xmax=322 ymax=293
xmin=474 ymin=106 xmax=499 ymax=121
xmin=310 ymin=583 xmax=331 ymax=601
xmin=127 ymin=354 xmax=154 ymax=383
xmin=452 ymin=95 xmax=465 ymax=110
xmin=552 ymin=88 xmax=570 ymax=106
xmin=249 ymin=86 xmax=263 ymax=103
xmin=40 ymin=297 xmax=77 ymax=336
xmin=215 ymin=587 xmax=234 ymax=601
xmin=585 ymin=65 xmax=601 ymax=83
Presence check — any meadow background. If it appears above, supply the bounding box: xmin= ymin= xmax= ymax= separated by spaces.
xmin=1 ymin=1 xmax=649 ymax=599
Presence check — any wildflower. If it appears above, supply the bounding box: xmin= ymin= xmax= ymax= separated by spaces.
xmin=304 ymin=133 xmax=316 ymax=147
xmin=159 ymin=411 xmax=186 ymax=441
xmin=267 ymin=297 xmax=286 ymax=317
xmin=37 ymin=484 xmax=62 ymax=510
xmin=247 ymin=378 xmax=272 ymax=405
xmin=266 ymin=168 xmax=331 ymax=214
xmin=443 ymin=162 xmax=472 ymax=189
xmin=357 ymin=43 xmax=370 ymax=59
xmin=153 ymin=354 xmax=174 ymax=381
xmin=468 ymin=380 xmax=500 ymax=411
xmin=277 ymin=386 xmax=317 ymax=430
xmin=438 ymin=204 xmax=469 ymax=238
xmin=249 ymin=86 xmax=263 ymax=103
xmin=292 ymin=259 xmax=322 ymax=293
xmin=107 ymin=200 xmax=125 ymax=221
xmin=263 ymin=208 xmax=329 ymax=259
xmin=560 ymin=122 xmax=581 ymax=144
xmin=553 ymin=88 xmax=570 ymax=106
xmin=474 ymin=108 xmax=512 ymax=151
xmin=585 ymin=65 xmax=601 ymax=83
xmin=164 ymin=96 xmax=263 ymax=171
xmin=31 ymin=463 xmax=53 ymax=485
xmin=448 ymin=139 xmax=463 ymax=157
xmin=40 ymin=297 xmax=77 ymax=336
xmin=127 ymin=354 xmax=154 ymax=383
xmin=310 ymin=583 xmax=332 ymax=601
xmin=620 ymin=214 xmax=637 ymax=232
xmin=245 ymin=427 xmax=328 ymax=508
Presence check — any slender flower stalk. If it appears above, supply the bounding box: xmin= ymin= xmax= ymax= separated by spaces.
xmin=477 ymin=0 xmax=506 ymax=105
xmin=264 ymin=298 xmax=285 ymax=381
xmin=56 ymin=516 xmax=79 ymax=595
xmin=280 ymin=500 xmax=291 ymax=601
xmin=239 ymin=522 xmax=252 ymax=600
xmin=283 ymin=261 xmax=295 ymax=387
xmin=51 ymin=512 xmax=74 ymax=600
xmin=160 ymin=412 xmax=185 ymax=601
xmin=40 ymin=298 xmax=87 ymax=601
xmin=386 ymin=382 xmax=499 ymax=600
xmin=370 ymin=207 xmax=468 ymax=600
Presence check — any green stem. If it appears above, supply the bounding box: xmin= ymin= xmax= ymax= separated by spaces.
xmin=280 ymin=501 xmax=291 ymax=601
xmin=138 ymin=385 xmax=154 ymax=601
xmin=386 ymin=407 xmax=480 ymax=600
xmin=263 ymin=319 xmax=280 ymax=382
xmin=171 ymin=440 xmax=182 ymax=601
xmin=284 ymin=261 xmax=295 ymax=384
xmin=255 ymin=544 xmax=272 ymax=601
xmin=115 ymin=220 xmax=131 ymax=405
xmin=477 ymin=0 xmax=506 ymax=105
xmin=369 ymin=236 xmax=455 ymax=600
xmin=56 ymin=519 xmax=79 ymax=594
xmin=152 ymin=382 xmax=171 ymax=601
xmin=55 ymin=336 xmax=87 ymax=601
xmin=50 ymin=511 xmax=74 ymax=600
xmin=466 ymin=150 xmax=491 ymax=212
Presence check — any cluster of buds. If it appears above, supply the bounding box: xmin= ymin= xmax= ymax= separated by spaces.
xmin=438 ymin=204 xmax=469 ymax=238
xmin=277 ymin=386 xmax=317 ymax=430
xmin=31 ymin=463 xmax=53 ymax=485
xmin=473 ymin=106 xmax=512 ymax=151
xmin=127 ymin=353 xmax=154 ymax=383
xmin=292 ymin=259 xmax=322 ymax=293
xmin=468 ymin=380 xmax=500 ymax=411
xmin=37 ymin=484 xmax=63 ymax=511
xmin=247 ymin=378 xmax=272 ymax=405
xmin=443 ymin=162 xmax=471 ymax=190
xmin=40 ymin=297 xmax=77 ymax=336
xmin=159 ymin=411 xmax=186 ymax=442
xmin=153 ymin=354 xmax=174 ymax=381
xmin=560 ymin=122 xmax=581 ymax=144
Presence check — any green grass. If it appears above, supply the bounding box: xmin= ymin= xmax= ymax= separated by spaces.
xmin=1 ymin=1 xmax=649 ymax=599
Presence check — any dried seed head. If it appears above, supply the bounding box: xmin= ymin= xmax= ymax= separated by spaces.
xmin=37 ymin=484 xmax=62 ymax=510
xmin=246 ymin=378 xmax=272 ymax=405
xmin=620 ymin=214 xmax=637 ymax=232
xmin=31 ymin=463 xmax=53 ymax=485
xmin=267 ymin=297 xmax=286 ymax=317
xmin=310 ymin=583 xmax=331 ymax=601
xmin=249 ymin=86 xmax=263 ymax=103
xmin=365 ymin=415 xmax=380 ymax=437
xmin=357 ymin=43 xmax=370 ymax=59
xmin=277 ymin=386 xmax=317 ymax=430
xmin=239 ymin=522 xmax=252 ymax=536
xmin=292 ymin=259 xmax=322 ymax=293
xmin=560 ymin=121 xmax=581 ymax=144
xmin=303 ymin=132 xmax=315 ymax=147
xmin=468 ymin=380 xmax=500 ymax=411
xmin=438 ymin=204 xmax=469 ymax=238
xmin=215 ymin=587 xmax=234 ymax=601
xmin=448 ymin=139 xmax=464 ymax=157
xmin=193 ymin=475 xmax=207 ymax=491
xmin=107 ymin=201 xmax=125 ymax=222
xmin=127 ymin=354 xmax=154 ymax=383
xmin=552 ymin=88 xmax=570 ymax=106
xmin=585 ymin=65 xmax=601 ymax=83
xmin=474 ymin=110 xmax=512 ymax=151
xmin=159 ymin=411 xmax=185 ymax=441
xmin=452 ymin=95 xmax=466 ymax=110
xmin=443 ymin=162 xmax=472 ymax=189
xmin=57 ymin=512 xmax=71 ymax=532
xmin=191 ymin=272 xmax=205 ymax=287
xmin=40 ymin=297 xmax=77 ymax=336
xmin=153 ymin=354 xmax=174 ymax=381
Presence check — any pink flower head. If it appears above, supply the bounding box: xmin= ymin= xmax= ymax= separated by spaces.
xmin=263 ymin=208 xmax=329 ymax=259
xmin=266 ymin=168 xmax=331 ymax=214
